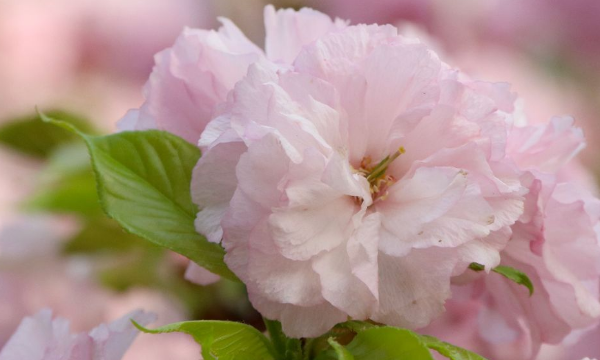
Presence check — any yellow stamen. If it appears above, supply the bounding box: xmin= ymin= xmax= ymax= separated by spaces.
xmin=353 ymin=146 xmax=406 ymax=205
xmin=366 ymin=147 xmax=405 ymax=183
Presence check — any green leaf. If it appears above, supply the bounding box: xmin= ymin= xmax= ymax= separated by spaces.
xmin=327 ymin=338 xmax=354 ymax=360
xmin=316 ymin=327 xmax=434 ymax=360
xmin=468 ymin=262 xmax=485 ymax=272
xmin=419 ymin=335 xmax=486 ymax=360
xmin=133 ymin=320 xmax=277 ymax=360
xmin=40 ymin=112 xmax=237 ymax=281
xmin=314 ymin=325 xmax=489 ymax=360
xmin=468 ymin=263 xmax=533 ymax=296
xmin=345 ymin=327 xmax=434 ymax=360
xmin=492 ymin=265 xmax=534 ymax=296
xmin=0 ymin=110 xmax=94 ymax=158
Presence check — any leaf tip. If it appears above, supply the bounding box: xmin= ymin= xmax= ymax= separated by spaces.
xmin=36 ymin=108 xmax=83 ymax=136
xmin=131 ymin=319 xmax=154 ymax=334
xmin=525 ymin=279 xmax=534 ymax=297
xmin=493 ymin=265 xmax=535 ymax=297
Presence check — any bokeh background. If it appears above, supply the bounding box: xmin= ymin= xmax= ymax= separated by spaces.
xmin=0 ymin=0 xmax=599 ymax=359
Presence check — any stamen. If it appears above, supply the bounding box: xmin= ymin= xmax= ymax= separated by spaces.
xmin=366 ymin=146 xmax=405 ymax=183
xmin=353 ymin=146 xmax=405 ymax=205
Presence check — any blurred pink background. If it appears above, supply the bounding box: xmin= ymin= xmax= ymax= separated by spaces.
xmin=0 ymin=1 xmax=599 ymax=359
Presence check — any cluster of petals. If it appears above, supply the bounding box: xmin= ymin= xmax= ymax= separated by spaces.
xmin=121 ymin=5 xmax=600 ymax=342
xmin=424 ymin=117 xmax=600 ymax=359
xmin=0 ymin=309 xmax=154 ymax=360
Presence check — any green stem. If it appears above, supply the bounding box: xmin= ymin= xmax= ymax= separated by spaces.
xmin=303 ymin=338 xmax=316 ymax=360
xmin=264 ymin=318 xmax=288 ymax=359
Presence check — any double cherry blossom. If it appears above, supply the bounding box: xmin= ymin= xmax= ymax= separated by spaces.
xmin=122 ymin=5 xmax=600 ymax=356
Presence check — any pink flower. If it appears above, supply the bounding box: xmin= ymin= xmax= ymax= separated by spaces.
xmin=120 ymin=6 xmax=345 ymax=143
xmin=424 ymin=118 xmax=600 ymax=360
xmin=0 ymin=309 xmax=155 ymax=360
xmin=133 ymin=6 xmax=526 ymax=337
xmin=103 ymin=290 xmax=200 ymax=360
xmin=479 ymin=180 xmax=600 ymax=358
xmin=448 ymin=45 xmax=600 ymax=178
xmin=546 ymin=322 xmax=600 ymax=360
xmin=125 ymin=5 xmax=598 ymax=342
xmin=118 ymin=19 xmax=263 ymax=142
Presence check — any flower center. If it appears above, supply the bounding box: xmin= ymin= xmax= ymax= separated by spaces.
xmin=355 ymin=146 xmax=405 ymax=204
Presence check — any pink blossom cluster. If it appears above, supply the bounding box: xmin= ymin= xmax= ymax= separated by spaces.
xmin=122 ymin=5 xmax=600 ymax=358
xmin=0 ymin=309 xmax=153 ymax=360
xmin=0 ymin=213 xmax=199 ymax=360
xmin=315 ymin=0 xmax=600 ymax=65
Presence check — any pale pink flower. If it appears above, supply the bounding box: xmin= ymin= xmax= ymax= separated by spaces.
xmin=449 ymin=46 xmax=600 ymax=177
xmin=424 ymin=117 xmax=600 ymax=360
xmin=136 ymin=7 xmax=528 ymax=337
xmin=480 ymin=177 xmax=600 ymax=359
xmin=121 ymin=5 xmax=348 ymax=285
xmin=124 ymin=5 xmax=600 ymax=342
xmin=536 ymin=322 xmax=600 ymax=360
xmin=104 ymin=290 xmax=200 ymax=360
xmin=120 ymin=5 xmax=344 ymax=143
xmin=0 ymin=309 xmax=155 ymax=360
xmin=118 ymin=19 xmax=263 ymax=142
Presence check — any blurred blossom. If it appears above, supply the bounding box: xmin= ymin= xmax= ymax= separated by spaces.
xmin=0 ymin=217 xmax=199 ymax=359
xmin=0 ymin=0 xmax=214 ymax=125
xmin=0 ymin=309 xmax=154 ymax=360
xmin=487 ymin=0 xmax=600 ymax=68
xmin=105 ymin=290 xmax=200 ymax=360
xmin=309 ymin=0 xmax=431 ymax=27
xmin=123 ymin=332 xmax=200 ymax=360
xmin=79 ymin=0 xmax=215 ymax=80
xmin=0 ymin=151 xmax=39 ymax=218
xmin=316 ymin=0 xmax=600 ymax=62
